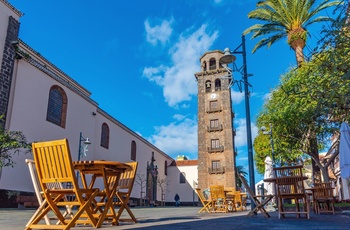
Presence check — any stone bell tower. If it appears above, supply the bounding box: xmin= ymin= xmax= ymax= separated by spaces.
xmin=194 ymin=50 xmax=236 ymax=190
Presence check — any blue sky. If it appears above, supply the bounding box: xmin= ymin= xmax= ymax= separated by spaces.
xmin=9 ymin=0 xmax=338 ymax=180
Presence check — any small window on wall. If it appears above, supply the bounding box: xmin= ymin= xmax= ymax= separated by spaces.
xmin=210 ymin=119 xmax=219 ymax=128
xmin=205 ymin=80 xmax=212 ymax=93
xmin=211 ymin=139 xmax=220 ymax=148
xmin=209 ymin=58 xmax=216 ymax=70
xmin=165 ymin=161 xmax=168 ymax=175
xmin=210 ymin=100 xmax=218 ymax=110
xmin=215 ymin=79 xmax=221 ymax=91
xmin=212 ymin=160 xmax=221 ymax=170
xmin=202 ymin=61 xmax=207 ymax=71
xmin=131 ymin=140 xmax=136 ymax=161
xmin=46 ymin=85 xmax=67 ymax=128
xmin=180 ymin=172 xmax=186 ymax=184
xmin=100 ymin=123 xmax=110 ymax=149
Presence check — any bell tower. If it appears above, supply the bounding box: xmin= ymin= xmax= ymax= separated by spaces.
xmin=194 ymin=50 xmax=236 ymax=190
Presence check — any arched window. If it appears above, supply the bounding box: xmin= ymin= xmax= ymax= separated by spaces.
xmin=215 ymin=79 xmax=221 ymax=91
xmin=179 ymin=172 xmax=186 ymax=184
xmin=131 ymin=140 xmax=136 ymax=161
xmin=209 ymin=58 xmax=216 ymax=70
xmin=205 ymin=80 xmax=211 ymax=93
xmin=202 ymin=61 xmax=207 ymax=71
xmin=100 ymin=123 xmax=110 ymax=149
xmin=46 ymin=85 xmax=67 ymax=128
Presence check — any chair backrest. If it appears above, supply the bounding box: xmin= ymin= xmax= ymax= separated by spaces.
xmin=25 ymin=159 xmax=64 ymax=204
xmin=314 ymin=182 xmax=334 ymax=199
xmin=273 ymin=165 xmax=305 ymax=196
xmin=195 ymin=188 xmax=208 ymax=202
xmin=234 ymin=191 xmax=243 ymax=203
xmin=117 ymin=161 xmax=138 ymax=193
xmin=31 ymin=139 xmax=81 ymax=199
xmin=210 ymin=185 xmax=225 ymax=200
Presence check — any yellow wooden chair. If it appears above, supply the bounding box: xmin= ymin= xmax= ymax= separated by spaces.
xmin=225 ymin=187 xmax=236 ymax=212
xmin=210 ymin=185 xmax=228 ymax=213
xmin=238 ymin=174 xmax=273 ymax=218
xmin=26 ymin=139 xmax=100 ymax=230
xmin=113 ymin=161 xmax=138 ymax=224
xmin=195 ymin=188 xmax=212 ymax=213
xmin=313 ymin=182 xmax=335 ymax=215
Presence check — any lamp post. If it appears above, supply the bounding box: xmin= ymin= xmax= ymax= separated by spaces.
xmin=76 ymin=132 xmax=91 ymax=180
xmin=219 ymin=35 xmax=256 ymax=202
xmin=261 ymin=123 xmax=276 ymax=165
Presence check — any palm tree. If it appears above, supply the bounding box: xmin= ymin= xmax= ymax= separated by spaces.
xmin=243 ymin=0 xmax=341 ymax=66
xmin=236 ymin=165 xmax=248 ymax=188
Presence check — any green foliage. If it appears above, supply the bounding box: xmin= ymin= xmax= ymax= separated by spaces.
xmin=254 ymin=2 xmax=350 ymax=181
xmin=244 ymin=0 xmax=342 ymax=64
xmin=236 ymin=165 xmax=248 ymax=188
xmin=0 ymin=116 xmax=31 ymax=169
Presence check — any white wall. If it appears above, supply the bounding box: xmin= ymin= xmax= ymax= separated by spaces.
xmin=166 ymin=164 xmax=198 ymax=203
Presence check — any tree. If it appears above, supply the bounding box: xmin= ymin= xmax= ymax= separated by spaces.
xmin=236 ymin=165 xmax=248 ymax=188
xmin=0 ymin=116 xmax=31 ymax=180
xmin=244 ymin=0 xmax=341 ymax=66
xmin=157 ymin=177 xmax=170 ymax=206
xmin=135 ymin=174 xmax=147 ymax=206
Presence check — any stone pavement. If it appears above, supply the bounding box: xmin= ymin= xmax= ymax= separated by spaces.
xmin=1 ymin=206 xmax=350 ymax=230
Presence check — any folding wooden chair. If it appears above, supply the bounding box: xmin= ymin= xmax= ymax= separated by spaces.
xmin=25 ymin=159 xmax=73 ymax=227
xmin=26 ymin=139 xmax=100 ymax=230
xmin=195 ymin=188 xmax=212 ymax=213
xmin=273 ymin=165 xmax=310 ymax=219
xmin=113 ymin=161 xmax=138 ymax=224
xmin=210 ymin=185 xmax=228 ymax=213
xmin=313 ymin=182 xmax=335 ymax=215
xmin=238 ymin=174 xmax=273 ymax=218
xmin=225 ymin=187 xmax=237 ymax=212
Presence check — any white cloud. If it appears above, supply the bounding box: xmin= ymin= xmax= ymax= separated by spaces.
xmin=143 ymin=24 xmax=218 ymax=107
xmin=145 ymin=18 xmax=173 ymax=46
xmin=234 ymin=118 xmax=258 ymax=148
xmin=231 ymin=89 xmax=245 ymax=104
xmin=147 ymin=117 xmax=198 ymax=158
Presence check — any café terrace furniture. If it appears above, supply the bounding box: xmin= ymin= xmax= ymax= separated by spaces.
xmin=113 ymin=161 xmax=138 ymax=223
xmin=195 ymin=188 xmax=212 ymax=213
xmin=273 ymin=165 xmax=310 ymax=219
xmin=210 ymin=185 xmax=228 ymax=213
xmin=313 ymin=182 xmax=335 ymax=215
xmin=73 ymin=160 xmax=132 ymax=227
xmin=27 ymin=139 xmax=100 ymax=230
xmin=25 ymin=159 xmax=73 ymax=227
xmin=238 ymin=174 xmax=273 ymax=218
xmin=225 ymin=187 xmax=237 ymax=212
xmin=234 ymin=191 xmax=247 ymax=211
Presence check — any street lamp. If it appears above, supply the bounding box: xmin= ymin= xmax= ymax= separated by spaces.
xmin=261 ymin=123 xmax=276 ymax=165
xmin=78 ymin=132 xmax=91 ymax=161
xmin=219 ymin=35 xmax=256 ymax=198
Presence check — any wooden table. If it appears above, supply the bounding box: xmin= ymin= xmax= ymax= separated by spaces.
xmin=73 ymin=160 xmax=132 ymax=227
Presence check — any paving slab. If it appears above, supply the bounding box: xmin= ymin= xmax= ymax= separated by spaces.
xmin=1 ymin=206 xmax=350 ymax=230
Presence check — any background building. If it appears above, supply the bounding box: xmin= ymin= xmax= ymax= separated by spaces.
xmin=0 ymin=0 xmax=199 ymax=207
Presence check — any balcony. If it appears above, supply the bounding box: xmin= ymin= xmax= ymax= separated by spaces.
xmin=207 ymin=124 xmax=223 ymax=132
xmin=208 ymin=166 xmax=225 ymax=174
xmin=206 ymin=107 xmax=222 ymax=113
xmin=207 ymin=146 xmax=224 ymax=153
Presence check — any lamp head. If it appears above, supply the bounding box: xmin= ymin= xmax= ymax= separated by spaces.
xmin=260 ymin=126 xmax=266 ymax=132
xmin=84 ymin=138 xmax=91 ymax=145
xmin=219 ymin=47 xmax=236 ymax=64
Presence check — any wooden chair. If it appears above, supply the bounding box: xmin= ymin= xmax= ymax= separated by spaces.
xmin=195 ymin=188 xmax=212 ymax=213
xmin=26 ymin=139 xmax=100 ymax=230
xmin=273 ymin=165 xmax=310 ymax=219
xmin=313 ymin=182 xmax=335 ymax=215
xmin=210 ymin=185 xmax=228 ymax=213
xmin=238 ymin=174 xmax=273 ymax=218
xmin=113 ymin=161 xmax=138 ymax=224
xmin=234 ymin=191 xmax=245 ymax=211
xmin=225 ymin=187 xmax=237 ymax=212
xmin=25 ymin=159 xmax=73 ymax=227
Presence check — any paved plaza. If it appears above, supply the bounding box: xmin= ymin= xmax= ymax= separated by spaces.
xmin=1 ymin=206 xmax=350 ymax=230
